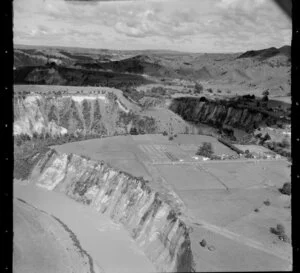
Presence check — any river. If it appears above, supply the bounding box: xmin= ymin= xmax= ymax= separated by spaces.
xmin=14 ymin=182 xmax=156 ymax=273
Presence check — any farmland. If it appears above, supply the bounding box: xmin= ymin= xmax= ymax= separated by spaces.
xmin=53 ymin=134 xmax=292 ymax=271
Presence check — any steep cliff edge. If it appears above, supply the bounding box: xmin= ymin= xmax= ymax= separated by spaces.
xmin=14 ymin=94 xmax=156 ymax=137
xmin=169 ymin=97 xmax=285 ymax=131
xmin=27 ymin=149 xmax=195 ymax=272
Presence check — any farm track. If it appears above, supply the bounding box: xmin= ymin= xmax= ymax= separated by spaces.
xmin=151 ymin=158 xmax=287 ymax=165
xmin=195 ymin=164 xmax=229 ymax=191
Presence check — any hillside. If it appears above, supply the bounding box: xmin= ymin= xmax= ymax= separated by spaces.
xmin=14 ymin=44 xmax=291 ymax=96
xmin=14 ymin=66 xmax=153 ymax=88
xmin=238 ymin=46 xmax=291 ymax=60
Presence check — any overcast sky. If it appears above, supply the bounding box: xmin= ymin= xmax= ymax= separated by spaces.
xmin=13 ymin=0 xmax=291 ymax=53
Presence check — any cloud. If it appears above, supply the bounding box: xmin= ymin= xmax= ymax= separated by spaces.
xmin=112 ymin=6 xmax=203 ymax=39
xmin=13 ymin=0 xmax=292 ymax=52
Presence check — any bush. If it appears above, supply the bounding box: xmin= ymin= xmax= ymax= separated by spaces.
xmin=196 ymin=142 xmax=213 ymax=158
xmin=255 ymin=133 xmax=262 ymax=138
xmin=263 ymin=133 xmax=271 ymax=142
xmin=263 ymin=199 xmax=271 ymax=206
xmin=162 ymin=131 xmax=168 ymax=136
xmin=150 ymin=86 xmax=166 ymax=97
xmin=279 ymin=182 xmax=291 ymax=195
xmin=199 ymin=239 xmax=207 ymax=247
xmin=130 ymin=127 xmax=138 ymax=135
xmin=270 ymin=224 xmax=290 ymax=242
xmin=217 ymin=89 xmax=222 ymax=93
xmin=207 ymin=88 xmax=213 ymax=93
xmin=194 ymin=82 xmax=204 ymax=94
xmin=199 ymin=96 xmax=208 ymax=102
xmin=168 ymin=136 xmax=174 ymax=141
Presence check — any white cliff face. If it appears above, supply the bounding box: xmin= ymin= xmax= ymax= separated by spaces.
xmin=14 ymin=96 xmax=67 ymax=137
xmin=13 ymin=94 xmax=131 ymax=137
xmin=29 ymin=150 xmax=195 ymax=272
xmin=64 ymin=95 xmax=108 ymax=104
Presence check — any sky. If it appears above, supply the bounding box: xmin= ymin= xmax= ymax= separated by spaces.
xmin=13 ymin=0 xmax=292 ymax=53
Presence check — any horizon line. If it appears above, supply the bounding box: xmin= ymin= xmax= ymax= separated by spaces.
xmin=14 ymin=43 xmax=290 ymax=55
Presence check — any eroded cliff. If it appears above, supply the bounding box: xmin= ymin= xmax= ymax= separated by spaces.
xmin=14 ymin=94 xmax=156 ymax=137
xmin=28 ymin=149 xmax=195 ymax=272
xmin=169 ymin=97 xmax=283 ymax=131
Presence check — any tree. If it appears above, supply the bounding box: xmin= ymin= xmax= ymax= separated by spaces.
xmin=262 ymin=95 xmax=269 ymax=102
xmin=104 ymin=73 xmax=114 ymax=86
xmin=194 ymin=82 xmax=203 ymax=94
xmin=279 ymin=182 xmax=291 ymax=195
xmin=130 ymin=127 xmax=138 ymax=135
xmin=262 ymin=90 xmax=270 ymax=96
xmin=263 ymin=133 xmax=271 ymax=142
xmin=196 ymin=142 xmax=213 ymax=158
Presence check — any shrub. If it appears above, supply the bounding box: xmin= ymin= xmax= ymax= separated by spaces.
xmin=168 ymin=136 xmax=174 ymax=141
xmin=207 ymin=88 xmax=213 ymax=93
xmin=199 ymin=239 xmax=207 ymax=247
xmin=263 ymin=199 xmax=271 ymax=206
xmin=217 ymin=89 xmax=222 ymax=93
xmin=279 ymin=182 xmax=291 ymax=195
xmin=199 ymin=96 xmax=208 ymax=102
xmin=196 ymin=142 xmax=213 ymax=158
xmin=270 ymin=224 xmax=290 ymax=242
xmin=130 ymin=127 xmax=138 ymax=135
xmin=150 ymin=86 xmax=166 ymax=97
xmin=254 ymin=208 xmax=260 ymax=212
xmin=194 ymin=82 xmax=204 ymax=94
xmin=263 ymin=133 xmax=271 ymax=142
xmin=162 ymin=131 xmax=168 ymax=136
